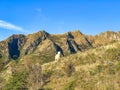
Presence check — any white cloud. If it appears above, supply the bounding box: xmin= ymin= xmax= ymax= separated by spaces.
xmin=0 ymin=20 xmax=24 ymax=32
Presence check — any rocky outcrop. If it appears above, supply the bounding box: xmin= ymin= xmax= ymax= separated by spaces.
xmin=8 ymin=38 xmax=20 ymax=59
xmin=92 ymin=31 xmax=120 ymax=47
xmin=66 ymin=32 xmax=81 ymax=53
xmin=7 ymin=34 xmax=26 ymax=60
xmin=70 ymin=30 xmax=93 ymax=50
xmin=22 ymin=31 xmax=49 ymax=55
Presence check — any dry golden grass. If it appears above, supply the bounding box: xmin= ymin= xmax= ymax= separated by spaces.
xmin=0 ymin=37 xmax=120 ymax=90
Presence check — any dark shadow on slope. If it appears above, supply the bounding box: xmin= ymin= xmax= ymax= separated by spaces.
xmin=85 ymin=38 xmax=93 ymax=47
xmin=55 ymin=44 xmax=64 ymax=56
xmin=8 ymin=38 xmax=20 ymax=60
xmin=67 ymin=40 xmax=76 ymax=54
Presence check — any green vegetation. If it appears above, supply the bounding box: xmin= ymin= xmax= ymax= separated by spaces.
xmin=3 ymin=71 xmax=27 ymax=90
xmin=62 ymin=61 xmax=75 ymax=77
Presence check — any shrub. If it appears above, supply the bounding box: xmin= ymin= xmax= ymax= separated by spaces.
xmin=0 ymin=63 xmax=3 ymax=72
xmin=26 ymin=63 xmax=42 ymax=90
xmin=3 ymin=71 xmax=28 ymax=90
xmin=41 ymin=69 xmax=53 ymax=86
xmin=63 ymin=81 xmax=75 ymax=90
xmin=63 ymin=61 xmax=75 ymax=77
xmin=116 ymin=62 xmax=120 ymax=71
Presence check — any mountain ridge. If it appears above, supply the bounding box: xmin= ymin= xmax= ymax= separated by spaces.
xmin=0 ymin=30 xmax=120 ymax=63
xmin=0 ymin=30 xmax=120 ymax=90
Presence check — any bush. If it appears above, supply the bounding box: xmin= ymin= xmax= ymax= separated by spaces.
xmin=26 ymin=63 xmax=42 ymax=90
xmin=63 ymin=61 xmax=75 ymax=77
xmin=116 ymin=62 xmax=120 ymax=71
xmin=3 ymin=71 xmax=28 ymax=90
xmin=63 ymin=81 xmax=75 ymax=90
xmin=0 ymin=63 xmax=3 ymax=72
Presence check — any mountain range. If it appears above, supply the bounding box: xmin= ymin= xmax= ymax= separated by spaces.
xmin=0 ymin=30 xmax=120 ymax=63
xmin=0 ymin=30 xmax=120 ymax=90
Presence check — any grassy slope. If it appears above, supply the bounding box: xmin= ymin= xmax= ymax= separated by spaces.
xmin=0 ymin=40 xmax=120 ymax=90
xmin=41 ymin=41 xmax=120 ymax=90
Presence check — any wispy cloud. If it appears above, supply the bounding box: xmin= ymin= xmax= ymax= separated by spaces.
xmin=35 ymin=8 xmax=42 ymax=12
xmin=0 ymin=20 xmax=25 ymax=32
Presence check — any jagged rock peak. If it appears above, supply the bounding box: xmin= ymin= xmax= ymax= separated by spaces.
xmin=65 ymin=30 xmax=83 ymax=39
xmin=9 ymin=34 xmax=25 ymax=38
xmin=69 ymin=30 xmax=84 ymax=38
xmin=38 ymin=30 xmax=49 ymax=36
xmin=97 ymin=31 xmax=120 ymax=39
xmin=7 ymin=34 xmax=25 ymax=40
xmin=31 ymin=30 xmax=49 ymax=40
xmin=98 ymin=31 xmax=116 ymax=36
xmin=71 ymin=30 xmax=83 ymax=35
xmin=66 ymin=32 xmax=74 ymax=39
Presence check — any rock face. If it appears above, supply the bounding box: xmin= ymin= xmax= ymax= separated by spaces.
xmin=7 ymin=35 xmax=26 ymax=60
xmin=88 ymin=31 xmax=120 ymax=47
xmin=0 ymin=30 xmax=120 ymax=62
xmin=22 ymin=31 xmax=48 ymax=55
xmin=8 ymin=38 xmax=20 ymax=59
xmin=66 ymin=32 xmax=81 ymax=53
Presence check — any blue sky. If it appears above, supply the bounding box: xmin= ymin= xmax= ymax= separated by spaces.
xmin=0 ymin=0 xmax=120 ymax=41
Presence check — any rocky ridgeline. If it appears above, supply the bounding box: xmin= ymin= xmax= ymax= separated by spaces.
xmin=0 ymin=30 xmax=120 ymax=62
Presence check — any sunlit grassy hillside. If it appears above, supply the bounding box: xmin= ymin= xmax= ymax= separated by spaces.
xmin=0 ymin=40 xmax=120 ymax=90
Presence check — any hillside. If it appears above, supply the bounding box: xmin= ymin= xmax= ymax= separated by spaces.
xmin=41 ymin=41 xmax=120 ymax=90
xmin=0 ymin=30 xmax=120 ymax=90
